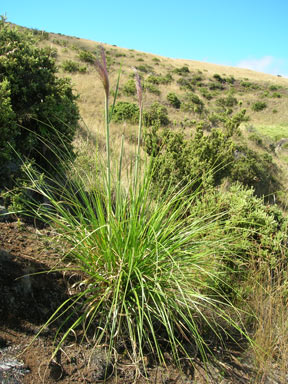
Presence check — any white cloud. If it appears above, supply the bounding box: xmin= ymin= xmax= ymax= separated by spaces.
xmin=237 ymin=56 xmax=288 ymax=77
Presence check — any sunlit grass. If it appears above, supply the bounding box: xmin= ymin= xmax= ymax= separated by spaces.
xmin=255 ymin=124 xmax=288 ymax=141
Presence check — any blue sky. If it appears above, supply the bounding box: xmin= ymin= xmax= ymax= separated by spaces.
xmin=1 ymin=0 xmax=288 ymax=77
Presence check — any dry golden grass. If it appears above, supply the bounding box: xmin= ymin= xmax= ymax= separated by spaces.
xmin=37 ymin=31 xmax=288 ymax=139
xmin=247 ymin=253 xmax=288 ymax=383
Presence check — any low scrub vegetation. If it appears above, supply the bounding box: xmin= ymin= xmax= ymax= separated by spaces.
xmin=62 ymin=59 xmax=87 ymax=73
xmin=167 ymin=92 xmax=181 ymax=108
xmin=0 ymin=17 xmax=79 ymax=189
xmin=252 ymin=101 xmax=267 ymax=111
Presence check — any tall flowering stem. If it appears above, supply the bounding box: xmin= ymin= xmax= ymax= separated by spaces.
xmin=95 ymin=47 xmax=111 ymax=234
xmin=134 ymin=70 xmax=143 ymax=189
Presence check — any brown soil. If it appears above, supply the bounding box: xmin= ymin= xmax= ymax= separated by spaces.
xmin=0 ymin=220 xmax=273 ymax=383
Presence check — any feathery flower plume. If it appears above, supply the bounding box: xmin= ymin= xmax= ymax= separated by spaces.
xmin=133 ymin=68 xmax=143 ymax=109
xmin=95 ymin=46 xmax=109 ymax=98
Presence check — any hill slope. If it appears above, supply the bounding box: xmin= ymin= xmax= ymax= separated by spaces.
xmin=18 ymin=25 xmax=288 ymax=195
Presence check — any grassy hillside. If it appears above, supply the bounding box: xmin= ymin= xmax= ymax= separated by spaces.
xmin=24 ymin=27 xmax=288 ymax=197
xmin=35 ymin=29 xmax=288 ymax=134
xmin=5 ymin=23 xmax=287 ymax=198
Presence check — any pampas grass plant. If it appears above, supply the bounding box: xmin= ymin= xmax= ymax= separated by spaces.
xmin=22 ymin=47 xmax=250 ymax=377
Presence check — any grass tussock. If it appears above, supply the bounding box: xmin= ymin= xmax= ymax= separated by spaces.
xmin=20 ymin=48 xmax=253 ymax=375
xmin=17 ymin=47 xmax=288 ymax=382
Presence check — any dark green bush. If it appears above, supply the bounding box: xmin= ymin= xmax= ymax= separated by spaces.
xmin=143 ymin=103 xmax=169 ymax=127
xmin=0 ymin=79 xmax=17 ymax=164
xmin=227 ymin=76 xmax=235 ymax=84
xmin=167 ymin=93 xmax=181 ymax=109
xmin=241 ymin=81 xmax=260 ymax=90
xmin=249 ymin=133 xmax=263 ymax=146
xmin=144 ymin=113 xmax=279 ymax=198
xmin=251 ymin=101 xmax=267 ymax=112
xmin=144 ymin=82 xmax=161 ymax=95
xmin=181 ymin=93 xmax=204 ymax=114
xmin=62 ymin=60 xmax=86 ymax=73
xmin=196 ymin=183 xmax=288 ymax=291
xmin=160 ymin=73 xmax=173 ymax=84
xmin=145 ymin=126 xmax=234 ymax=192
xmin=111 ymin=101 xmax=139 ymax=124
xmin=114 ymin=52 xmax=126 ymax=58
xmin=216 ymin=94 xmax=238 ymax=109
xmin=173 ymin=65 xmax=190 ymax=75
xmin=213 ymin=74 xmax=226 ymax=83
xmin=200 ymin=88 xmax=214 ymax=100
xmin=30 ymin=28 xmax=50 ymax=41
xmin=0 ymin=18 xmax=79 ymax=187
xmin=231 ymin=146 xmax=278 ymax=196
xmin=78 ymin=50 xmax=95 ymax=63
xmin=146 ymin=75 xmax=160 ymax=84
xmin=269 ymin=85 xmax=280 ymax=91
xmin=177 ymin=77 xmax=195 ymax=91
xmin=136 ymin=64 xmax=152 ymax=73
xmin=52 ymin=38 xmax=68 ymax=47
xmin=209 ymin=82 xmax=225 ymax=90
xmin=123 ymin=79 xmax=137 ymax=96
xmin=272 ymin=92 xmax=281 ymax=98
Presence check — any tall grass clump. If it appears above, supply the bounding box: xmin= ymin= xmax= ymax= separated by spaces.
xmin=22 ymin=47 xmax=250 ymax=374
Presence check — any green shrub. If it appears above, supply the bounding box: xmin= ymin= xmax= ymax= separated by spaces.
xmin=62 ymin=59 xmax=87 ymax=73
xmin=160 ymin=73 xmax=173 ymax=84
xmin=144 ymin=82 xmax=161 ymax=95
xmin=269 ymin=85 xmax=279 ymax=91
xmin=248 ymin=133 xmax=263 ymax=146
xmin=136 ymin=64 xmax=152 ymax=73
xmin=272 ymin=92 xmax=281 ymax=98
xmin=146 ymin=74 xmax=172 ymax=85
xmin=111 ymin=101 xmax=139 ymax=123
xmin=143 ymin=102 xmax=169 ymax=127
xmin=213 ymin=74 xmax=226 ymax=83
xmin=0 ymin=17 xmax=79 ymax=187
xmin=196 ymin=183 xmax=288 ymax=290
xmin=209 ymin=82 xmax=225 ymax=90
xmin=227 ymin=76 xmax=235 ymax=84
xmin=251 ymin=101 xmax=267 ymax=112
xmin=200 ymin=88 xmax=214 ymax=100
xmin=167 ymin=93 xmax=181 ymax=109
xmin=78 ymin=49 xmax=95 ymax=63
xmin=0 ymin=79 xmax=17 ymax=164
xmin=216 ymin=94 xmax=238 ymax=109
xmin=152 ymin=57 xmax=160 ymax=62
xmin=231 ymin=146 xmax=278 ymax=196
xmin=241 ymin=81 xmax=259 ymax=90
xmin=173 ymin=65 xmax=190 ymax=75
xmin=177 ymin=77 xmax=195 ymax=91
xmin=123 ymin=79 xmax=137 ymax=96
xmin=146 ymin=75 xmax=160 ymax=84
xmin=30 ymin=28 xmax=50 ymax=41
xmin=114 ymin=52 xmax=126 ymax=57
xmin=145 ymin=126 xmax=234 ymax=191
xmin=52 ymin=38 xmax=68 ymax=47
xmin=144 ymin=116 xmax=279 ymax=197
xmin=181 ymin=93 xmax=204 ymax=114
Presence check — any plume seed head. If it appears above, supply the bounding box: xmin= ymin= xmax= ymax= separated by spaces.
xmin=134 ymin=69 xmax=143 ymax=109
xmin=95 ymin=46 xmax=109 ymax=98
